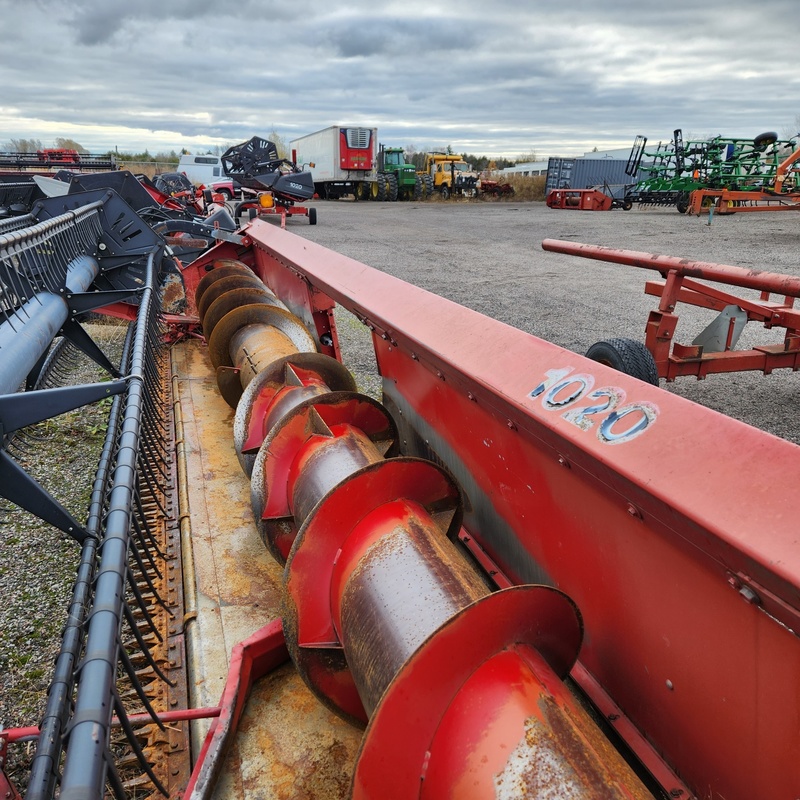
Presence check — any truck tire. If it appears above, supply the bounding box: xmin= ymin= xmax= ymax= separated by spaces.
xmin=413 ymin=176 xmax=423 ymax=201
xmin=386 ymin=174 xmax=398 ymax=201
xmin=585 ymin=338 xmax=659 ymax=385
xmin=440 ymin=185 xmax=451 ymax=200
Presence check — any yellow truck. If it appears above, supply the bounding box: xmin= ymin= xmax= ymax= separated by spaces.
xmin=418 ymin=152 xmax=480 ymax=199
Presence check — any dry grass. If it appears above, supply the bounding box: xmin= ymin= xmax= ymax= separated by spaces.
xmin=494 ymin=174 xmax=547 ymax=201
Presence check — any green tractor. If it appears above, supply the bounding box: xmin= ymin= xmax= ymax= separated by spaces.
xmin=374 ymin=144 xmax=425 ymax=200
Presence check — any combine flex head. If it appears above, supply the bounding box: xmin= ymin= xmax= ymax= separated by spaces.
xmin=221 ymin=136 xmax=314 ymax=202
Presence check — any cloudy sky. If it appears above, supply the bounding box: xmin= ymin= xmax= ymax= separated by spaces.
xmin=2 ymin=0 xmax=799 ymax=160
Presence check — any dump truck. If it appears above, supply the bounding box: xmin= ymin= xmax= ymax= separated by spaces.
xmin=290 ymin=125 xmax=378 ymax=200
xmin=418 ymin=151 xmax=480 ymax=198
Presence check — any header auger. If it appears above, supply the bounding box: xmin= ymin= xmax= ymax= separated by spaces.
xmin=0 ymin=179 xmax=798 ymax=800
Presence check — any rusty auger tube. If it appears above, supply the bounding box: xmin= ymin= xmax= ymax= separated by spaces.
xmin=197 ymin=260 xmax=654 ymax=799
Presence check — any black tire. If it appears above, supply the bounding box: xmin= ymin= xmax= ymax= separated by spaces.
xmin=386 ymin=174 xmax=398 ymax=201
xmin=676 ymin=193 xmax=690 ymax=214
xmin=753 ymin=131 xmax=778 ymax=149
xmin=440 ymin=184 xmax=451 ymax=200
xmin=586 ymin=338 xmax=659 ymax=385
xmin=413 ymin=176 xmax=423 ymax=200
xmin=622 ymin=199 xmax=633 ymax=211
xmin=218 ymin=188 xmax=233 ymax=201
xmin=308 ymin=207 xmax=317 ymax=225
xmin=357 ymin=182 xmax=370 ymax=202
xmin=371 ymin=175 xmax=387 ymax=201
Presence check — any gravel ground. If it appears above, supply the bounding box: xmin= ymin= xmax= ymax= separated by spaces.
xmin=294 ymin=198 xmax=800 ymax=445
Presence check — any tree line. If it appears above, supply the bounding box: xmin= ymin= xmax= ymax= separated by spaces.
xmin=2 ymin=136 xmax=539 ymax=171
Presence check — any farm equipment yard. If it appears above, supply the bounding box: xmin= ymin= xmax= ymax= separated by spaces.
xmin=0 ymin=189 xmax=798 ymax=800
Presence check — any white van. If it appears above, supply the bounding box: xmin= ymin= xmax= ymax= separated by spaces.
xmin=177 ymin=154 xmax=224 ymax=185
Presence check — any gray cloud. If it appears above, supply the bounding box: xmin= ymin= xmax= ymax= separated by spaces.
xmin=0 ymin=1 xmax=797 ymax=158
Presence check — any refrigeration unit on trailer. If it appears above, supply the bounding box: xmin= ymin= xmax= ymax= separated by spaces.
xmin=290 ymin=126 xmax=378 ymax=199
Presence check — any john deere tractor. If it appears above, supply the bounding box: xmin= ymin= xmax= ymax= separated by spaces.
xmin=374 ymin=145 xmax=425 ymax=200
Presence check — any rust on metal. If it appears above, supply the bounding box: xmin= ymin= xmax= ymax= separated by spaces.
xmin=207 ymin=304 xmax=316 ymax=371
xmin=288 ymin=423 xmax=386 ymax=524
xmin=194 ymin=261 xmax=254 ymax=308
xmin=197 ymin=273 xmax=270 ymax=321
xmin=233 ymin=353 xmax=357 ymax=476
xmin=230 ymin=324 xmax=302 ymax=386
xmin=338 ymin=509 xmax=488 ymax=715
xmin=203 ymin=287 xmax=287 ymax=339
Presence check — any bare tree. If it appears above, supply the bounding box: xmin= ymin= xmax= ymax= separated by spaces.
xmin=54 ymin=138 xmax=88 ymax=152
xmin=515 ymin=149 xmax=538 ymax=164
xmin=5 ymin=137 xmax=43 ymax=152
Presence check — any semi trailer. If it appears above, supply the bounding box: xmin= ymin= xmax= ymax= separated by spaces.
xmin=290 ymin=125 xmax=378 ymax=200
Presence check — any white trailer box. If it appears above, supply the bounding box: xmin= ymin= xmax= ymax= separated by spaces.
xmin=290 ymin=126 xmax=377 ymax=199
xmin=177 ymin=154 xmax=224 ymax=185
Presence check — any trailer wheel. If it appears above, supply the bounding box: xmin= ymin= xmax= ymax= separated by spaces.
xmin=586 ymin=338 xmax=659 ymax=385
xmin=621 ymin=199 xmax=633 ymax=211
xmin=308 ymin=207 xmax=317 ymax=225
xmin=676 ymin=193 xmax=690 ymax=214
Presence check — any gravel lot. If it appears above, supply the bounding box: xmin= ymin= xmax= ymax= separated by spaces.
xmin=294 ymin=198 xmax=799 ymax=445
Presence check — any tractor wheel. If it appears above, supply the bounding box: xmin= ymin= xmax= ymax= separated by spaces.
xmin=308 ymin=207 xmax=317 ymax=225
xmin=413 ymin=176 xmax=423 ymax=200
xmin=585 ymin=338 xmax=659 ymax=385
xmin=386 ymin=174 xmax=398 ymax=201
xmin=440 ymin=184 xmax=451 ymax=200
xmin=422 ymin=175 xmax=434 ymax=198
xmin=753 ymin=131 xmax=778 ymax=149
xmin=357 ymin=182 xmax=370 ymax=201
xmin=371 ymin=175 xmax=387 ymax=201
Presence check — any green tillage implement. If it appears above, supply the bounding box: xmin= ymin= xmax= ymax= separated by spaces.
xmin=624 ymin=128 xmax=796 ymax=212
